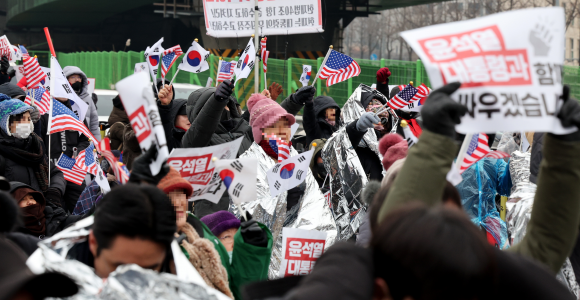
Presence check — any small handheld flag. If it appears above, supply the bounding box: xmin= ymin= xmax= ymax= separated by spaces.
xmin=388 ymin=84 xmax=419 ymax=110
xmin=217 ymin=60 xmax=236 ymax=83
xmin=99 ymin=138 xmax=129 ymax=184
xmin=56 ymin=153 xmax=87 ymax=185
xmin=316 ymin=49 xmax=360 ymax=87
xmin=161 ymin=45 xmax=183 ymax=79
xmin=24 ymin=56 xmax=46 ymax=89
xmin=49 ymin=99 xmax=98 ymax=143
xmin=178 ymin=39 xmax=210 ymax=74
xmin=144 ymin=37 xmax=164 ymax=87
xmin=233 ymin=37 xmax=256 ymax=85
xmin=214 ymin=158 xmax=258 ymax=204
xmin=261 ymin=37 xmax=269 ymax=87
xmin=19 ymin=45 xmax=30 ymax=59
xmin=300 ymin=65 xmax=312 ymax=87
xmin=24 ymin=86 xmax=50 ymax=114
xmin=458 ymin=133 xmax=509 ymax=174
xmin=75 ymin=143 xmax=99 ymax=176
xmin=267 ymin=149 xmax=315 ymax=198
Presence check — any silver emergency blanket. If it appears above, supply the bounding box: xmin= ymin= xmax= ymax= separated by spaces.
xmin=26 ymin=217 xmax=230 ymax=300
xmin=322 ymin=127 xmax=368 ymax=240
xmin=231 ymin=143 xmax=337 ymax=279
xmin=341 ymin=84 xmax=398 ymax=164
xmin=506 ymin=151 xmax=580 ymax=297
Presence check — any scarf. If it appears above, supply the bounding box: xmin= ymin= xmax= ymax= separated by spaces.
xmin=0 ymin=133 xmax=49 ymax=191
xmin=258 ymin=139 xmax=293 ymax=161
xmin=16 ymin=187 xmax=47 ymax=236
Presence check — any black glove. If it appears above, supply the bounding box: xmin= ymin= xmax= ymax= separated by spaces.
xmin=421 ymin=82 xmax=467 ymax=138
xmin=0 ymin=56 xmax=8 ymax=75
xmin=286 ymin=185 xmax=304 ymax=211
xmin=215 ymin=80 xmax=234 ymax=102
xmin=291 ymin=86 xmax=316 ymax=105
xmin=44 ymin=187 xmax=63 ymax=207
xmin=550 ymin=85 xmax=580 ymax=142
xmin=129 ymin=145 xmax=170 ymax=185
xmin=240 ymin=212 xmax=268 ymax=247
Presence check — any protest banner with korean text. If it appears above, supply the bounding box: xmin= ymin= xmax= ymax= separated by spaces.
xmin=401 ymin=7 xmax=573 ymax=134
xmin=168 ymin=137 xmax=243 ymax=203
xmin=203 ymin=0 xmax=323 ymax=38
xmin=279 ymin=228 xmax=327 ymax=278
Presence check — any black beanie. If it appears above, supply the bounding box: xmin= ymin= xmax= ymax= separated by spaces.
xmin=112 ymin=95 xmax=124 ymax=110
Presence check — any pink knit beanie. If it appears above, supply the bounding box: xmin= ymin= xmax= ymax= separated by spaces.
xmin=247 ymin=93 xmax=295 ymax=142
xmin=379 ymin=133 xmax=408 ymax=171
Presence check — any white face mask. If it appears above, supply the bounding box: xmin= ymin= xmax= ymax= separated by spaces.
xmin=13 ymin=122 xmax=33 ymax=139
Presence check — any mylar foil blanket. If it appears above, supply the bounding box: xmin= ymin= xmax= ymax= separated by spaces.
xmin=322 ymin=126 xmax=368 ymax=241
xmin=341 ymin=84 xmax=398 ymax=164
xmin=506 ymin=152 xmax=580 ymax=297
xmin=231 ymin=142 xmax=337 ymax=280
xmin=26 ymin=217 xmax=229 ymax=300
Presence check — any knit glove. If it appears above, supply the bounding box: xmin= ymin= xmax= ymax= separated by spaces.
xmin=376 ymin=67 xmax=391 ymax=83
xmin=421 ymin=82 xmax=467 ymax=138
xmin=240 ymin=212 xmax=268 ymax=247
xmin=268 ymin=82 xmax=283 ymax=101
xmin=30 ymin=105 xmax=40 ymax=123
xmin=44 ymin=187 xmax=63 ymax=207
xmin=215 ymin=80 xmax=234 ymax=102
xmin=0 ymin=56 xmax=8 ymax=75
xmin=356 ymin=112 xmax=381 ymax=132
xmin=129 ymin=145 xmax=170 ymax=185
xmin=291 ymin=86 xmax=316 ymax=105
xmin=550 ymin=85 xmax=580 ymax=142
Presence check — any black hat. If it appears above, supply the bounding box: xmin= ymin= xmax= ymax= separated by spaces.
xmin=0 ymin=239 xmax=79 ymax=300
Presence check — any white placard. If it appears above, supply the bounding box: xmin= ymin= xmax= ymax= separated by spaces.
xmin=279 ymin=228 xmax=327 ymax=278
xmin=203 ymin=0 xmax=323 ymax=38
xmin=134 ymin=62 xmax=148 ymax=74
xmin=167 ymin=137 xmax=244 ymax=204
xmin=115 ymin=72 xmax=169 ymax=176
xmin=400 ymin=7 xmax=573 ymax=134
xmin=87 ymin=78 xmax=95 ymax=95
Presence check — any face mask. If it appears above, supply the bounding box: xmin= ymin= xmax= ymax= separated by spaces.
xmin=227 ymin=251 xmax=233 ymax=264
xmin=317 ymin=162 xmax=328 ymax=179
xmin=13 ymin=122 xmax=33 ymax=139
xmin=325 ymin=119 xmax=336 ymax=126
xmin=71 ymin=82 xmax=82 ymax=94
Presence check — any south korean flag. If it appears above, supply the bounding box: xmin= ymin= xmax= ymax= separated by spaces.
xmin=214 ymin=158 xmax=258 ymax=204
xmin=267 ymin=149 xmax=314 ymax=198
xmin=233 ymin=37 xmax=255 ymax=85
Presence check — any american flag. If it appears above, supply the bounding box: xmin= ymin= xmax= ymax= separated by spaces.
xmin=268 ymin=136 xmax=290 ymax=162
xmin=24 ymin=56 xmax=46 ymax=89
xmin=56 ymin=153 xmax=87 ymax=185
xmin=217 ymin=60 xmax=236 ymax=83
xmin=161 ymin=45 xmax=184 ymax=78
xmin=49 ymin=99 xmax=98 ymax=144
xmin=459 ymin=133 xmax=510 ymax=174
xmin=410 ymin=83 xmax=430 ymax=104
xmin=19 ymin=45 xmax=30 ymax=59
xmin=75 ymin=143 xmax=99 ymax=176
xmin=261 ymin=37 xmax=269 ymax=74
xmin=318 ymin=50 xmax=361 ymax=86
xmin=99 ymin=138 xmax=129 ymax=184
xmin=24 ymin=86 xmax=51 ymax=114
xmin=388 ymin=84 xmax=419 ymax=110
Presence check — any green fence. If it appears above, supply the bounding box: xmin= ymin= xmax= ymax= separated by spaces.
xmin=27 ymin=50 xmax=580 ymax=108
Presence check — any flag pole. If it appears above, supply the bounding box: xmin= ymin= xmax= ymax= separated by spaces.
xmin=456 ymin=133 xmax=474 ymax=172
xmin=169 ymin=69 xmax=180 ymax=86
xmin=253 ymin=0 xmax=260 ymax=94
xmin=216 ymin=57 xmax=222 ymax=87
xmin=311 ymin=45 xmax=333 ymax=87
xmin=44 ymin=27 xmax=56 ymax=186
xmin=261 ymin=37 xmax=266 ymax=90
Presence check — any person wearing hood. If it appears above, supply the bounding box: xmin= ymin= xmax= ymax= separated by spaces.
xmin=9 ymin=181 xmax=89 ymax=239
xmin=0 ymin=83 xmax=42 ymax=137
xmin=152 ymin=79 xmax=188 ymax=152
xmin=308 ymin=138 xmax=328 ymax=189
xmin=0 ymin=100 xmax=67 ymax=210
xmin=62 ymin=66 xmax=100 ymax=141
xmin=107 ymin=95 xmax=130 ymax=151
xmin=40 ymin=96 xmax=90 ymax=212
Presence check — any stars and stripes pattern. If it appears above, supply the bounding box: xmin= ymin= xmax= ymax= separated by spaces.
xmin=161 ymin=45 xmax=184 ymax=78
xmin=459 ymin=133 xmax=510 ymax=174
xmin=75 ymin=143 xmax=99 ymax=176
xmin=217 ymin=60 xmax=236 ymax=82
xmin=261 ymin=37 xmax=269 ymax=74
xmin=318 ymin=50 xmax=361 ymax=87
xmin=267 ymin=135 xmax=290 ymax=162
xmin=99 ymin=138 xmax=129 ymax=184
xmin=49 ymin=99 xmax=98 ymax=143
xmin=19 ymin=45 xmax=30 ymax=59
xmin=24 ymin=56 xmax=46 ymax=89
xmin=56 ymin=153 xmax=87 ymax=185
xmin=388 ymin=84 xmax=419 ymax=110
xmin=410 ymin=83 xmax=430 ymax=105
xmin=24 ymin=86 xmax=51 ymax=114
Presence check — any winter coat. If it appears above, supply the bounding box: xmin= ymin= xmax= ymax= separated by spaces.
xmin=530 ymin=132 xmax=545 ymax=184
xmin=122 ymin=123 xmax=141 ymax=171
xmin=187 ymin=214 xmax=272 ymax=300
xmin=40 ymin=99 xmax=90 ymax=164
xmin=379 ymin=130 xmax=580 ymax=274
xmin=0 ymin=82 xmax=25 ymax=99
xmin=157 ymin=98 xmax=187 ymax=152
xmin=10 ymin=182 xmax=85 ymax=239
xmin=107 ymin=106 xmax=130 ymax=151
xmin=62 ymin=66 xmax=100 ymax=141
xmin=0 ymin=130 xmax=66 ymax=196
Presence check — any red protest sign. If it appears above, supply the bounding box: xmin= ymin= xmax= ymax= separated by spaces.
xmin=129 ymin=106 xmax=152 ymax=144
xmin=280 ymin=228 xmax=327 ymax=278
xmin=168 ymin=154 xmax=214 ymax=185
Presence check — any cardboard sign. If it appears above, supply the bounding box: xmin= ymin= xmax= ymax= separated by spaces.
xmin=168 ymin=137 xmax=244 ymax=203
xmin=400 ymin=7 xmax=573 ymax=134
xmin=0 ymin=36 xmax=12 ymax=61
xmin=203 ymin=0 xmax=323 ymax=37
xmin=279 ymin=228 xmax=327 ymax=278
xmin=115 ymin=72 xmax=169 ymax=176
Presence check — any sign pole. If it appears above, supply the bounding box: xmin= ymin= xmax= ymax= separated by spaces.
xmin=254 ymin=0 xmax=260 ymax=94
xmin=311 ymin=45 xmax=332 ymax=87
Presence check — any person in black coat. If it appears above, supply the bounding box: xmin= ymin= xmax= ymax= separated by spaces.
xmin=153 ymin=78 xmax=188 ymax=152
xmin=9 ymin=182 xmax=89 ymax=240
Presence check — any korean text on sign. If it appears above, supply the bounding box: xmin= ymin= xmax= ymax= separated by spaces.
xmin=284 ymin=238 xmax=325 ymax=276
xmin=168 ymin=154 xmax=214 ymax=185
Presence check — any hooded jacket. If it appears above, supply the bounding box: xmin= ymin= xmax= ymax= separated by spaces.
xmin=158 ymin=98 xmax=187 ymax=152
xmin=181 ymin=87 xmax=253 ymax=156
xmin=62 ymin=66 xmax=100 ymax=141
xmin=10 ymin=182 xmax=85 ymax=238
xmin=40 ymin=99 xmax=90 ymax=163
